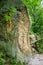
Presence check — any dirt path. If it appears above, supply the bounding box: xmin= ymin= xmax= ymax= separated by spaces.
xmin=27 ymin=54 xmax=43 ymax=65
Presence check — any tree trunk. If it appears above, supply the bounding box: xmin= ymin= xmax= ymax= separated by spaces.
xmin=0 ymin=0 xmax=31 ymax=61
xmin=16 ymin=6 xmax=31 ymax=61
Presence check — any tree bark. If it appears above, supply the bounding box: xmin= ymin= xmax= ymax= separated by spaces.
xmin=0 ymin=0 xmax=31 ymax=61
xmin=18 ymin=7 xmax=31 ymax=54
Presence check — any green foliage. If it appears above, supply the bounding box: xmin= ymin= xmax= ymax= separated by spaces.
xmin=0 ymin=47 xmax=5 ymax=65
xmin=0 ymin=58 xmax=5 ymax=65
xmin=0 ymin=47 xmax=26 ymax=65
xmin=8 ymin=56 xmax=26 ymax=65
xmin=9 ymin=7 xmax=16 ymax=14
xmin=0 ymin=7 xmax=17 ymax=43
xmin=36 ymin=39 xmax=43 ymax=53
xmin=4 ymin=14 xmax=11 ymax=21
xmin=32 ymin=8 xmax=43 ymax=34
xmin=1 ymin=7 xmax=16 ymax=22
xmin=22 ymin=0 xmax=40 ymax=9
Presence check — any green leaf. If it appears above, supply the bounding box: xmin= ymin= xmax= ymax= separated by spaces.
xmin=4 ymin=14 xmax=11 ymax=21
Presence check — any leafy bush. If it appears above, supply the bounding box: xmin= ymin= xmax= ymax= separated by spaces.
xmin=0 ymin=47 xmax=26 ymax=65
xmin=0 ymin=58 xmax=5 ymax=65
xmin=36 ymin=39 xmax=43 ymax=53
xmin=0 ymin=7 xmax=16 ymax=22
xmin=0 ymin=47 xmax=5 ymax=65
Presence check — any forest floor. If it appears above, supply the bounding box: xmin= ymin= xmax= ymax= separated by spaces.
xmin=27 ymin=54 xmax=43 ymax=65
